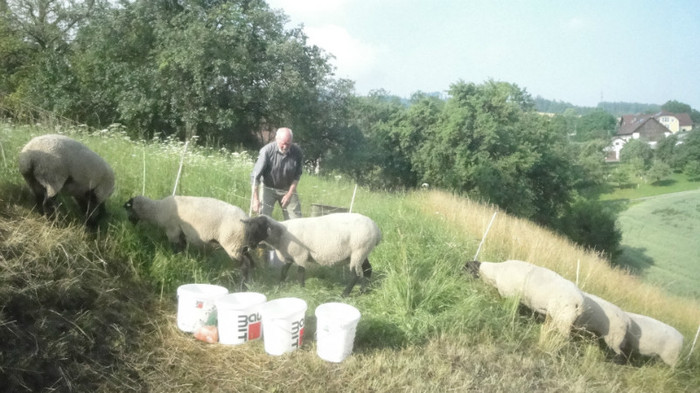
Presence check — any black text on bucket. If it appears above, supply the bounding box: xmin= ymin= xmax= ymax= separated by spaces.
xmin=238 ymin=312 xmax=262 ymax=341
xmin=291 ymin=318 xmax=304 ymax=349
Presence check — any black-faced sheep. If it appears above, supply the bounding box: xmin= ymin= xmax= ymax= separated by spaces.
xmin=242 ymin=213 xmax=382 ymax=297
xmin=464 ymin=260 xmax=584 ymax=336
xmin=124 ymin=195 xmax=254 ymax=290
xmin=18 ymin=134 xmax=115 ymax=228
xmin=623 ymin=311 xmax=684 ymax=367
xmin=574 ymin=292 xmax=631 ymax=358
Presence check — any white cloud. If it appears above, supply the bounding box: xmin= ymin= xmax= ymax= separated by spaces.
xmin=266 ymin=0 xmax=349 ymax=19
xmin=304 ymin=25 xmax=378 ymax=80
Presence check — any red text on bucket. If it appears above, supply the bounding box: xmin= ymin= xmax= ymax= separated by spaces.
xmin=238 ymin=312 xmax=262 ymax=341
xmin=292 ymin=318 xmax=304 ymax=349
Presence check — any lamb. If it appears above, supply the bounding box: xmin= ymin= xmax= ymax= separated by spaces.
xmin=573 ymin=292 xmax=631 ymax=358
xmin=18 ymin=134 xmax=115 ymax=228
xmin=622 ymin=311 xmax=684 ymax=367
xmin=242 ymin=213 xmax=382 ymax=297
xmin=464 ymin=260 xmax=584 ymax=336
xmin=124 ymin=195 xmax=254 ymax=289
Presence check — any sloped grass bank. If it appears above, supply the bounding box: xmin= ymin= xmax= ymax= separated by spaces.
xmin=0 ymin=196 xmax=156 ymax=392
xmin=1 ymin=123 xmax=699 ymax=391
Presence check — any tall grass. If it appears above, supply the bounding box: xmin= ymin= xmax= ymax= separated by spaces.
xmin=1 ymin=122 xmax=699 ymax=392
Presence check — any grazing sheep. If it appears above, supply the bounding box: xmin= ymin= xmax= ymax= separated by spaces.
xmin=574 ymin=292 xmax=631 ymax=358
xmin=18 ymin=134 xmax=115 ymax=228
xmin=242 ymin=213 xmax=382 ymax=297
xmin=124 ymin=195 xmax=254 ymax=289
xmin=464 ymin=260 xmax=584 ymax=336
xmin=623 ymin=311 xmax=684 ymax=367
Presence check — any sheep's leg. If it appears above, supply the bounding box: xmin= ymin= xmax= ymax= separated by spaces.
xmin=359 ymin=259 xmax=372 ymax=293
xmin=81 ymin=192 xmax=104 ymax=229
xmin=238 ymin=250 xmax=254 ymax=292
xmin=342 ymin=275 xmax=360 ymax=297
xmin=297 ymin=266 xmax=305 ymax=287
xmin=343 ymin=259 xmax=373 ymax=297
xmin=42 ymin=195 xmax=58 ymax=218
xmin=169 ymin=232 xmax=187 ymax=253
xmin=280 ymin=262 xmax=293 ymax=283
xmin=23 ymin=174 xmax=50 ymax=214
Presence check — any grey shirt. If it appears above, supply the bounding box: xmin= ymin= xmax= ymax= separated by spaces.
xmin=250 ymin=141 xmax=303 ymax=190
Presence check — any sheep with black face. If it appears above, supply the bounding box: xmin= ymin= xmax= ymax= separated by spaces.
xmin=124 ymin=195 xmax=254 ymax=290
xmin=19 ymin=134 xmax=115 ymax=228
xmin=465 ymin=260 xmax=584 ymax=336
xmin=243 ymin=213 xmax=382 ymax=297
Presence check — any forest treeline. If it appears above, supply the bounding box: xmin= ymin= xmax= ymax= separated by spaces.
xmin=2 ymin=0 xmax=700 ymax=262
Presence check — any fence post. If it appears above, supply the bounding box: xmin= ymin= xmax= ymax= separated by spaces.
xmin=473 ymin=212 xmax=497 ymax=261
xmin=173 ymin=140 xmax=189 ymax=196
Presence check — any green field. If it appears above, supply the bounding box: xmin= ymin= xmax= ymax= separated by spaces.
xmin=616 ymin=189 xmax=700 ymax=300
xmin=2 ymin=123 xmax=700 ymax=392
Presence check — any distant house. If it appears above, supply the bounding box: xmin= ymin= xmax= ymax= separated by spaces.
xmin=605 ymin=111 xmax=694 ymax=162
xmin=619 ymin=111 xmax=693 ymax=134
xmin=606 ymin=117 xmax=671 ymax=162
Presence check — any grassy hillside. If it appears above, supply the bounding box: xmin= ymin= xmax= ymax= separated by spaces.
xmin=616 ymin=190 xmax=700 ymax=300
xmin=1 ymin=123 xmax=700 ymax=392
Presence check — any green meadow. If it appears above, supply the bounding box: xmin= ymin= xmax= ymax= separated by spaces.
xmin=1 ymin=123 xmax=700 ymax=392
xmin=615 ymin=189 xmax=700 ymax=300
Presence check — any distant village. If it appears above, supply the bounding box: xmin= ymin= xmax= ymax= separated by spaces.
xmin=606 ymin=112 xmax=693 ymax=162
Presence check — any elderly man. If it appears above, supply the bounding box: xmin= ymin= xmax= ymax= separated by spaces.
xmin=250 ymin=127 xmax=303 ymax=219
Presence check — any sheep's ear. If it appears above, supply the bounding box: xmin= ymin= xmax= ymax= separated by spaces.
xmin=123 ymin=197 xmax=134 ymax=209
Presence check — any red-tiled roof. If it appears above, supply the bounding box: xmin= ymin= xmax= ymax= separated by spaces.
xmin=618 ymin=112 xmax=693 ymax=134
xmin=618 ymin=116 xmax=654 ymax=135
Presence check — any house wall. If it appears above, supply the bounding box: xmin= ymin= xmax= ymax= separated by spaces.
xmin=658 ymin=116 xmax=680 ymax=133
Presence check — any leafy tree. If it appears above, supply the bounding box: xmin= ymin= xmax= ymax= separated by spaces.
xmin=654 ymin=134 xmax=679 ymax=166
xmin=67 ymin=0 xmax=340 ymax=148
xmin=0 ymin=0 xmax=104 ymax=116
xmin=340 ymin=90 xmax=413 ymax=189
xmin=413 ymin=80 xmax=575 ymax=225
xmin=609 ymin=165 xmax=631 ymax=187
xmin=661 ymin=100 xmax=692 ymax=115
xmin=647 ymin=160 xmax=672 ymax=184
xmin=558 ymin=199 xmax=621 ymax=260
xmin=573 ymin=110 xmax=616 ymax=142
xmin=661 ymin=100 xmax=700 ymax=124
xmin=570 ymin=139 xmax=609 ymax=189
xmin=674 ymin=129 xmax=700 ymax=172
xmin=619 ymin=139 xmax=653 ymax=168
xmin=597 ymin=101 xmax=660 ymax=117
xmin=684 ymin=161 xmax=700 ymax=180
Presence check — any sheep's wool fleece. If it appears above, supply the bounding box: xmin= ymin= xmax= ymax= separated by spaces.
xmin=575 ymin=292 xmax=631 ymax=355
xmin=626 ymin=312 xmax=684 ymax=366
xmin=274 ymin=213 xmax=381 ymax=274
xmin=478 ymin=260 xmax=584 ymax=334
xmin=19 ymin=134 xmax=114 ymax=200
xmin=132 ymin=195 xmax=248 ymax=257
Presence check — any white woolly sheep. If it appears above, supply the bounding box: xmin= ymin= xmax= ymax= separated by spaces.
xmin=464 ymin=260 xmax=584 ymax=336
xmin=242 ymin=213 xmax=382 ymax=297
xmin=124 ymin=195 xmax=254 ymax=290
xmin=18 ymin=134 xmax=115 ymax=228
xmin=574 ymin=292 xmax=631 ymax=358
xmin=623 ymin=311 xmax=684 ymax=367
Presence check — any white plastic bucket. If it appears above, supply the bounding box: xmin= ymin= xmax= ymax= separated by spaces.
xmin=216 ymin=292 xmax=267 ymax=345
xmin=315 ymin=302 xmax=361 ymax=362
xmin=260 ymin=297 xmax=307 ymax=356
xmin=176 ymin=284 xmax=228 ymax=333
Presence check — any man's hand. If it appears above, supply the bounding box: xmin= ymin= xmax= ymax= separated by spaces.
xmin=281 ymin=192 xmax=292 ymax=208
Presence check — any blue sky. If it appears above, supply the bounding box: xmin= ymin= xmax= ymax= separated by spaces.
xmin=265 ymin=0 xmax=700 ymax=109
